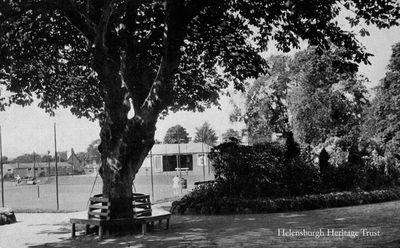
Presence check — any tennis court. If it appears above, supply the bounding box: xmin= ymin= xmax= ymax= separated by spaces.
xmin=1 ymin=173 xmax=213 ymax=211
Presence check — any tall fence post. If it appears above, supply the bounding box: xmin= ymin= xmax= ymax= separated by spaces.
xmin=0 ymin=126 xmax=4 ymax=208
xmin=150 ymin=150 xmax=154 ymax=202
xmin=202 ymin=143 xmax=205 ymax=181
xmin=54 ymin=123 xmax=59 ymax=211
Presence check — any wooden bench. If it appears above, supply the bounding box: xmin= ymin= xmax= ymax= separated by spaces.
xmin=175 ymin=167 xmax=189 ymax=175
xmin=194 ymin=180 xmax=215 ymax=188
xmin=132 ymin=209 xmax=171 ymax=235
xmin=70 ymin=193 xmax=171 ymax=239
xmin=132 ymin=193 xmax=152 ymax=217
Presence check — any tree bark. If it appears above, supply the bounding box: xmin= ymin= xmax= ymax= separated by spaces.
xmin=93 ymin=49 xmax=159 ymax=219
xmin=84 ymin=0 xmax=207 ymax=221
xmin=99 ymin=117 xmax=157 ymax=219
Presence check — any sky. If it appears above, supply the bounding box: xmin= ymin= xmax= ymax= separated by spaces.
xmin=0 ymin=19 xmax=399 ymax=158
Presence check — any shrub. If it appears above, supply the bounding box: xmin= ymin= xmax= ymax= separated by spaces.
xmin=171 ymin=186 xmax=400 ymax=215
xmin=201 ymin=137 xmax=400 ymax=215
xmin=279 ymin=157 xmax=320 ymax=196
xmin=3 ymin=173 xmax=14 ymax=179
xmin=316 ymin=138 xmax=400 ymax=191
xmin=319 ymin=148 xmax=335 ymax=190
xmin=210 ymin=141 xmax=284 ymax=198
xmin=209 ymin=140 xmax=319 ymax=198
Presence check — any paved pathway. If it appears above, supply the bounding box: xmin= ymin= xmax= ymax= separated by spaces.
xmin=0 ymin=200 xmax=399 ymax=247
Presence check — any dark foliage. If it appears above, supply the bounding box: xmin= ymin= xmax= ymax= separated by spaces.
xmin=163 ymin=125 xmax=190 ymax=144
xmin=208 ymin=137 xmax=400 ymax=198
xmin=363 ymin=42 xmax=400 ymax=160
xmin=172 ymin=186 xmax=400 ymax=215
xmin=221 ymin=129 xmax=241 ymax=143
xmin=284 ymin=132 xmax=300 ymax=160
xmin=335 ymin=146 xmax=367 ymax=190
xmin=209 ymin=140 xmax=319 ymax=199
xmin=10 ymin=153 xmax=55 ymax=163
xmin=194 ymin=122 xmax=218 ymax=146
xmin=173 ymin=135 xmax=400 ymax=215
xmin=319 ymin=148 xmax=335 ymax=189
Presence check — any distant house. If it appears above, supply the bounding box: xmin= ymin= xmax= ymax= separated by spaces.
xmin=57 ymin=151 xmax=69 ymax=162
xmin=1 ymin=163 xmax=15 ymax=178
xmin=9 ymin=162 xmax=72 ymax=178
xmin=67 ymin=149 xmax=84 ymax=173
xmin=2 ymin=147 xmax=86 ymax=178
xmin=137 ymin=142 xmax=212 ymax=176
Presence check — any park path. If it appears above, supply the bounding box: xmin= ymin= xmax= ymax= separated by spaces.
xmin=0 ymin=200 xmax=399 ymax=248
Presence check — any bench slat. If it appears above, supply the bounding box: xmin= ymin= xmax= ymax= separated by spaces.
xmin=70 ymin=218 xmax=104 ymax=225
xmin=71 ymin=212 xmax=170 ymax=226
xmin=89 ymin=205 xmax=110 ymax=210
xmin=71 ymin=193 xmax=168 ymax=239
xmin=90 ymin=197 xmax=110 ymax=203
xmin=133 ymin=203 xmax=151 ymax=207
xmin=132 ymin=196 xmax=150 ymax=201
xmin=132 ymin=193 xmax=149 ymax=196
xmin=133 ymin=213 xmax=171 ymax=222
xmin=88 ymin=211 xmax=110 ymax=217
xmin=134 ymin=208 xmax=152 ymax=212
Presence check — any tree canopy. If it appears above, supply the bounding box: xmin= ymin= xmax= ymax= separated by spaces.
xmin=163 ymin=125 xmax=190 ymax=144
xmin=237 ymin=47 xmax=369 ymax=145
xmin=194 ymin=122 xmax=218 ymax=146
xmin=241 ymin=55 xmax=291 ymax=144
xmin=10 ymin=152 xmax=52 ymax=163
xmin=1 ymin=156 xmax=8 ymax=163
xmin=288 ymin=48 xmax=369 ymax=145
xmin=1 ymin=1 xmax=399 ymax=118
xmin=1 ymin=0 xmax=400 ymax=218
xmin=221 ymin=128 xmax=241 ymax=142
xmin=364 ymin=43 xmax=400 ymax=158
xmin=86 ymin=139 xmax=101 ymax=164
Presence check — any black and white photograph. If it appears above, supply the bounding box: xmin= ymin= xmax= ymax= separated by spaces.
xmin=0 ymin=1 xmax=400 ymax=247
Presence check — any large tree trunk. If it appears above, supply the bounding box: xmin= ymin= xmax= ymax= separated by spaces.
xmin=93 ymin=50 xmax=159 ymax=219
xmin=99 ymin=117 xmax=157 ymax=219
xmin=88 ymin=0 xmax=192 ymax=221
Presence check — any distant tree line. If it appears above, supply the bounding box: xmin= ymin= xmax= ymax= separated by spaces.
xmin=162 ymin=123 xmax=242 ymax=146
xmin=10 ymin=153 xmax=56 ymax=163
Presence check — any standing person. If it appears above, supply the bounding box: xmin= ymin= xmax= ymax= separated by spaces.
xmin=15 ymin=175 xmax=21 ymax=186
xmin=173 ymin=175 xmax=180 ymax=196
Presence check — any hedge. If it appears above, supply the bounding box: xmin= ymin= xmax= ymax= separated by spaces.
xmin=171 ymin=187 xmax=400 ymax=215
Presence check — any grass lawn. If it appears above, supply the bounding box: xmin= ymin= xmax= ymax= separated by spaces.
xmin=2 ymin=173 xmax=212 ymax=212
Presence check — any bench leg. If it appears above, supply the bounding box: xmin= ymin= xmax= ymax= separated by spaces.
xmin=71 ymin=224 xmax=76 ymax=238
xmin=142 ymin=223 xmax=147 ymax=235
xmin=86 ymin=224 xmax=90 ymax=234
xmin=166 ymin=218 xmax=170 ymax=230
xmin=151 ymin=222 xmax=154 ymax=230
xmin=99 ymin=226 xmax=103 ymax=240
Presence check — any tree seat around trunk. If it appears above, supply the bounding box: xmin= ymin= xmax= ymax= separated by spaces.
xmin=70 ymin=194 xmax=171 ymax=239
xmin=131 ymin=209 xmax=171 ymax=235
